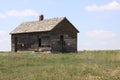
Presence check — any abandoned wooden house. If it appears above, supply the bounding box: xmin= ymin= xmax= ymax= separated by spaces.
xmin=10 ymin=15 xmax=79 ymax=52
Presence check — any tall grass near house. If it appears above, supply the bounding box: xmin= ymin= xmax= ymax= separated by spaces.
xmin=0 ymin=50 xmax=120 ymax=80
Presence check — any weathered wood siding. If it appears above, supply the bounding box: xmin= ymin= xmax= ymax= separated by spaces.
xmin=12 ymin=33 xmax=77 ymax=52
xmin=11 ymin=18 xmax=78 ymax=52
xmin=11 ymin=32 xmax=51 ymax=52
xmin=12 ymin=33 xmax=38 ymax=51
xmin=51 ymin=34 xmax=77 ymax=52
xmin=50 ymin=18 xmax=78 ymax=52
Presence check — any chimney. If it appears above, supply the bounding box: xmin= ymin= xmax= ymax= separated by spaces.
xmin=39 ymin=15 xmax=44 ymax=21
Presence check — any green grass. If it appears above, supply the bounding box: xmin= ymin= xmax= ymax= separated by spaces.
xmin=0 ymin=50 xmax=120 ymax=80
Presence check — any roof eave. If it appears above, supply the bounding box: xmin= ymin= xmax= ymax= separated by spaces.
xmin=10 ymin=30 xmax=51 ymax=35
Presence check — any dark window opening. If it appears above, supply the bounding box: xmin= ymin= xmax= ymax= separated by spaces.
xmin=59 ymin=35 xmax=66 ymax=52
xmin=60 ymin=35 xmax=65 ymax=45
xmin=60 ymin=35 xmax=64 ymax=41
xmin=38 ymin=38 xmax=41 ymax=47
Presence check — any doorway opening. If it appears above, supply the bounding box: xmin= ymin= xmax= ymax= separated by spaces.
xmin=60 ymin=35 xmax=66 ymax=52
xmin=38 ymin=38 xmax=41 ymax=47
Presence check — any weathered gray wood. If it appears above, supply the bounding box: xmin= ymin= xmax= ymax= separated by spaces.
xmin=11 ymin=17 xmax=79 ymax=53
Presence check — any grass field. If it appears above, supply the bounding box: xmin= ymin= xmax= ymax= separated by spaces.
xmin=0 ymin=50 xmax=120 ymax=80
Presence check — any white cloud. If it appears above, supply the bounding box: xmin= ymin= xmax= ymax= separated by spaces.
xmin=85 ymin=1 xmax=120 ymax=11
xmin=0 ymin=9 xmax=38 ymax=19
xmin=78 ymin=30 xmax=120 ymax=50
xmin=87 ymin=30 xmax=116 ymax=39
xmin=0 ymin=30 xmax=11 ymax=51
xmin=0 ymin=13 xmax=7 ymax=18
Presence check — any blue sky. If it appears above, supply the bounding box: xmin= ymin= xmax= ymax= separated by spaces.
xmin=0 ymin=0 xmax=120 ymax=51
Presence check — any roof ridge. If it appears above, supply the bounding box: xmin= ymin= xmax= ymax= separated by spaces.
xmin=22 ymin=17 xmax=66 ymax=23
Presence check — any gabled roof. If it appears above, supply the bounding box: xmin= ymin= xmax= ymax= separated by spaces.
xmin=10 ymin=17 xmax=65 ymax=34
xmin=10 ymin=17 xmax=79 ymax=34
